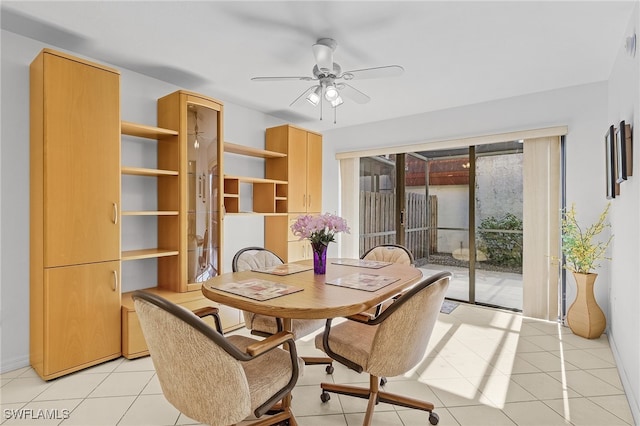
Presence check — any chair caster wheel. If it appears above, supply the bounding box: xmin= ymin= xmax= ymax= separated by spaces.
xmin=326 ymin=365 xmax=334 ymax=374
xmin=380 ymin=377 xmax=387 ymax=386
xmin=320 ymin=391 xmax=331 ymax=403
xmin=429 ymin=411 xmax=439 ymax=425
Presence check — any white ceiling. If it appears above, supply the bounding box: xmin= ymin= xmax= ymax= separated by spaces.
xmin=2 ymin=1 xmax=636 ymax=132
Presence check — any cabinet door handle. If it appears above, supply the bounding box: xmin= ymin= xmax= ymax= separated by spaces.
xmin=302 ymin=194 xmax=306 ymax=207
xmin=308 ymin=195 xmax=312 ymax=209
xmin=112 ymin=203 xmax=118 ymax=224
xmin=112 ymin=270 xmax=118 ymax=292
xmin=202 ymin=173 xmax=206 ymax=203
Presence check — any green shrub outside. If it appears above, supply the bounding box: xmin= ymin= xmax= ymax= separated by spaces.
xmin=477 ymin=213 xmax=523 ymax=268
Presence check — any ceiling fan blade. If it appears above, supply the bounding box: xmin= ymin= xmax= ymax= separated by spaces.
xmin=312 ymin=41 xmax=334 ymax=72
xmin=341 ymin=65 xmax=404 ymax=80
xmin=338 ymin=83 xmax=371 ymax=104
xmin=289 ymin=85 xmax=319 ymax=107
xmin=251 ymin=76 xmax=315 ymax=81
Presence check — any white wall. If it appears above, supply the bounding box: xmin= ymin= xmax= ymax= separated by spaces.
xmin=606 ymin=3 xmax=639 ymax=422
xmin=0 ymin=30 xmax=283 ymax=372
xmin=323 ymin=67 xmax=638 ymax=421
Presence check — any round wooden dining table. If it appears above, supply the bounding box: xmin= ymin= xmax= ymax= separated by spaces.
xmin=201 ymin=258 xmax=423 ymax=419
xmin=201 ymin=258 xmax=423 ymax=323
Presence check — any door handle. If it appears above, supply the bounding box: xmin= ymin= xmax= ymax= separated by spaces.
xmin=201 ymin=173 xmax=206 ymax=203
xmin=112 ymin=270 xmax=118 ymax=292
xmin=112 ymin=203 xmax=118 ymax=225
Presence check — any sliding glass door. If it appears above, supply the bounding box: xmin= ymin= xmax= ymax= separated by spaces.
xmin=474 ymin=143 xmax=524 ymax=310
xmin=359 ymin=142 xmax=524 ymax=311
xmin=359 ymin=154 xmax=397 ymax=253
xmin=421 ymin=148 xmax=472 ymax=302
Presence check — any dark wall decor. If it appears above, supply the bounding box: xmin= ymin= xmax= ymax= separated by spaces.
xmin=616 ymin=121 xmax=633 ymax=183
xmin=605 ymin=125 xmax=618 ymax=199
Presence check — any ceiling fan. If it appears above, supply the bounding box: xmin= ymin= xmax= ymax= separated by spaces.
xmin=251 ymin=38 xmax=404 ymax=123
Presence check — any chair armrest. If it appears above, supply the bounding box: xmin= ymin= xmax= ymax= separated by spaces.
xmin=245 ymin=331 xmax=295 ymax=357
xmin=192 ymin=306 xmax=223 ymax=333
xmin=345 ymin=313 xmax=375 ymax=324
xmin=192 ymin=306 xmax=218 ymax=317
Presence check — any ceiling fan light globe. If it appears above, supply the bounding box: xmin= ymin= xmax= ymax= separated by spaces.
xmin=324 ymin=85 xmax=339 ymax=101
xmin=306 ymin=92 xmax=320 ymax=106
xmin=330 ymin=96 xmax=343 ymax=107
xmin=306 ymin=86 xmax=322 ymax=106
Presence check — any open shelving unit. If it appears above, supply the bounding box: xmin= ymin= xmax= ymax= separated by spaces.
xmin=223 ymin=175 xmax=288 ymax=215
xmin=120 ymin=121 xmax=180 ymax=262
xmin=223 ymin=141 xmax=289 ymax=215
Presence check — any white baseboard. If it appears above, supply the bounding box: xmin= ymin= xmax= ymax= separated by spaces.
xmin=608 ymin=333 xmax=640 ymax=425
xmin=0 ymin=356 xmax=30 ymax=375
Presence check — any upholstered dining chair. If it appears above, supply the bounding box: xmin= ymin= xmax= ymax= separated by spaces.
xmin=315 ymin=271 xmax=452 ymax=426
xmin=360 ymin=243 xmax=415 ymax=265
xmin=132 ymin=290 xmax=302 ymax=426
xmin=232 ymin=246 xmax=334 ymax=373
xmin=361 ymin=243 xmax=416 ymax=353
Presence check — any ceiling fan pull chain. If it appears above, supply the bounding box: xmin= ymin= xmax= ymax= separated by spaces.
xmin=334 ymin=105 xmax=337 ymax=124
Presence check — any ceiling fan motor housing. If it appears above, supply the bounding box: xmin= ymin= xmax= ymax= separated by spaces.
xmin=313 ymin=63 xmax=342 ymax=79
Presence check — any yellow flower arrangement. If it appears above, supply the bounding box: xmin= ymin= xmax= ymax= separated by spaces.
xmin=561 ymin=203 xmax=612 ymax=274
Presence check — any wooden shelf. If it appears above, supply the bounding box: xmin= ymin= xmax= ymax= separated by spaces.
xmin=224 ymin=175 xmax=287 ymax=185
xmin=121 ymin=121 xmax=177 ymax=139
xmin=224 ymin=142 xmax=286 ymax=159
xmin=225 ymin=212 xmax=288 ymax=217
xmin=121 ymin=248 xmax=179 ymax=261
xmin=121 ymin=211 xmax=179 ymax=216
xmin=223 ymin=175 xmax=288 ymax=214
xmin=121 ymin=166 xmax=178 ymax=177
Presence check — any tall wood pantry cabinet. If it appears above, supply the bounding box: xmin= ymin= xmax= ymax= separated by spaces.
xmin=30 ymin=49 xmax=122 ymax=380
xmin=264 ymin=124 xmax=323 ymax=262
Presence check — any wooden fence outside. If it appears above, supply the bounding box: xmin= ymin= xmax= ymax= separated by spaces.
xmin=359 ymin=191 xmax=437 ymax=260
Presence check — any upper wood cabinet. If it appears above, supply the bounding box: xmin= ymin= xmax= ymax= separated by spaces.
xmin=265 ymin=125 xmax=323 ymax=213
xmin=264 ymin=125 xmax=322 ymax=262
xmin=157 ymin=91 xmax=225 ymax=291
xmin=30 ymin=49 xmax=122 ymax=380
xmin=33 ymin=49 xmax=121 ymax=268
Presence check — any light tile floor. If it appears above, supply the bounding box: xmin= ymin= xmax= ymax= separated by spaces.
xmin=420 ymin=266 xmax=524 ymax=312
xmin=1 ymin=304 xmax=634 ymax=426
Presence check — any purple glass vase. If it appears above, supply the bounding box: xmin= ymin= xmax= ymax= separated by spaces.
xmin=312 ymin=243 xmax=328 ymax=274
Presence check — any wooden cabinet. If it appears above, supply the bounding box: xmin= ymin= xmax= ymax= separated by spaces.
xmin=264 ymin=125 xmax=323 ymax=262
xmin=44 ymin=262 xmax=121 ymax=375
xmin=157 ymin=90 xmax=224 ymax=290
xmin=30 ymin=49 xmax=122 ymax=380
xmin=265 ymin=125 xmax=323 ymax=213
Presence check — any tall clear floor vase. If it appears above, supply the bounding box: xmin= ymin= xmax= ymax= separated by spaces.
xmin=567 ymin=272 xmax=606 ymax=339
xmin=312 ymin=242 xmax=328 ymax=274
